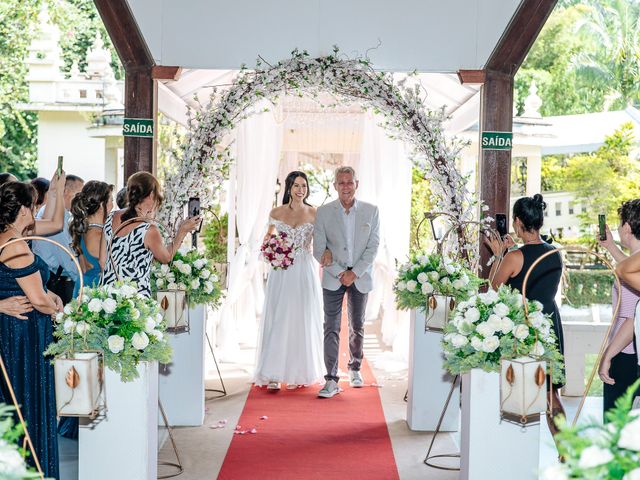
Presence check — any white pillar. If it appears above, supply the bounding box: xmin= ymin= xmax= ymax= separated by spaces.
xmin=525 ymin=153 xmax=542 ymax=196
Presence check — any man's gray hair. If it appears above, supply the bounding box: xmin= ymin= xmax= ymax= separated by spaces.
xmin=333 ymin=166 xmax=357 ymax=183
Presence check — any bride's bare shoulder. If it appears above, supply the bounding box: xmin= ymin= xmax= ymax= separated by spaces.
xmin=269 ymin=206 xmax=286 ymax=220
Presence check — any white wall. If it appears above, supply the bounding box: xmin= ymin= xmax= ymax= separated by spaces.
xmin=37 ymin=111 xmax=106 ymax=182
xmin=126 ymin=0 xmax=522 ymax=72
xmin=511 ymin=191 xmax=584 ymax=239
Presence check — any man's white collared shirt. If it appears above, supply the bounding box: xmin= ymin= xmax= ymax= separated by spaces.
xmin=340 ymin=199 xmax=358 ymax=267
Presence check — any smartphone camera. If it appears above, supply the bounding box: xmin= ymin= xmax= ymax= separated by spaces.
xmin=188 ymin=197 xmax=202 ymax=233
xmin=495 ymin=213 xmax=508 ymax=238
xmin=598 ymin=214 xmax=606 ymax=241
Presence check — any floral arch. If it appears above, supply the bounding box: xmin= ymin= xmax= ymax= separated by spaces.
xmin=159 ymin=48 xmax=482 ymax=262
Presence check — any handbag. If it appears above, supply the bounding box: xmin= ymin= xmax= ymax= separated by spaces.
xmin=47 ymin=265 xmax=76 ymax=305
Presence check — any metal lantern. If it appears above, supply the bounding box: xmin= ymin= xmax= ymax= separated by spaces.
xmin=54 ymin=351 xmax=104 ymax=418
xmin=500 ymin=356 xmax=547 ymax=426
xmin=424 ymin=294 xmax=456 ymax=332
xmin=157 ymin=289 xmax=190 ymax=333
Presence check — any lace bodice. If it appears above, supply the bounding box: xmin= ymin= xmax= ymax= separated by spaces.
xmin=270 ymin=218 xmax=314 ymax=256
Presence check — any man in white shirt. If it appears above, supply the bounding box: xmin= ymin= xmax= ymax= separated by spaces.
xmin=33 ymin=175 xmax=84 ymax=303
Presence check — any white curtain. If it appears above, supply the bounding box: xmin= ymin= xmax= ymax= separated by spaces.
xmin=357 ymin=113 xmax=412 ymax=361
xmin=217 ymin=103 xmax=282 ymax=361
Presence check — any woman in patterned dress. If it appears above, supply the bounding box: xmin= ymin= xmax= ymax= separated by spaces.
xmin=100 ymin=172 xmax=200 ymax=296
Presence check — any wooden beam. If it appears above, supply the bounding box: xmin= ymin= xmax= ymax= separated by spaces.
xmin=152 ymin=66 xmax=183 ymax=81
xmin=486 ymin=0 xmax=558 ymax=74
xmin=457 ymin=70 xmax=486 ymax=85
xmin=94 ymin=0 xmax=156 ymax=179
xmin=477 ymin=71 xmax=514 ymax=278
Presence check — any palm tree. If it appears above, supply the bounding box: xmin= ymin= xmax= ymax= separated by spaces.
xmin=573 ymin=0 xmax=640 ymax=108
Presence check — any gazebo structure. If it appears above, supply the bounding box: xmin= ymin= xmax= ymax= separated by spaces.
xmin=93 ymin=0 xmax=558 ymax=271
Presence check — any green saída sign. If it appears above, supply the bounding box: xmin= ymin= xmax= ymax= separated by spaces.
xmin=481 ymin=131 xmax=512 ymax=150
xmin=123 ymin=118 xmax=154 ymax=138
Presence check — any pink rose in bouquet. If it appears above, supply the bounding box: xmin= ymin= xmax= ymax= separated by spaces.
xmin=261 ymin=231 xmax=295 ymax=270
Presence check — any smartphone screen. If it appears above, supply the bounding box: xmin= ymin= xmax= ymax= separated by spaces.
xmin=57 ymin=155 xmax=63 ymax=176
xmin=496 ymin=213 xmax=508 ymax=238
xmin=188 ymin=197 xmax=202 ymax=233
xmin=598 ymin=214 xmax=606 ymax=241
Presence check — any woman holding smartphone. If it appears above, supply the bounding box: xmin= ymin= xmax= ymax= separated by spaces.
xmin=485 ymin=194 xmax=566 ymax=437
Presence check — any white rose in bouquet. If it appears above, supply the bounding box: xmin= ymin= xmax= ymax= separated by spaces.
xmin=578 ymin=445 xmax=613 ymax=469
xmin=451 ymin=334 xmax=468 ymax=348
xmin=396 ymin=281 xmax=407 ymax=291
xmin=191 ymin=278 xmax=200 ymax=289
xmin=63 ymin=319 xmax=77 ymax=334
xmin=619 ymin=417 xmax=640 ymax=451
xmin=624 ymin=468 xmax=640 ymax=480
xmin=211 ymin=273 xmax=219 ymax=282
xmin=144 ymin=318 xmax=156 ymax=333
xmin=156 ymin=278 xmax=166 ymax=289
xmin=459 ymin=274 xmax=469 ymax=286
xmin=200 ymin=269 xmax=211 ymax=279
xmin=452 ymin=279 xmax=465 ymax=290
xmin=470 ymin=336 xmax=483 ymax=351
xmin=178 ymin=246 xmax=191 ymax=256
xmin=493 ymin=303 xmax=510 ymax=317
xmin=194 ymin=259 xmax=206 ymax=269
xmin=150 ymin=330 xmax=164 ymax=341
xmin=102 ymin=298 xmax=117 ymax=314
xmin=451 ymin=315 xmax=464 ymax=327
xmin=204 ymin=281 xmax=214 ymax=294
xmin=500 ymin=317 xmax=514 ymax=334
xmin=0 ymin=440 xmax=28 ymax=474
xmin=87 ymin=298 xmax=102 ymax=313
xmin=486 ymin=314 xmax=503 ymax=331
xmin=464 ymin=307 xmax=481 ymax=322
xmin=75 ymin=321 xmax=90 ymax=335
xmin=445 ymin=264 xmax=456 ymax=275
xmin=155 ymin=312 xmax=163 ymax=325
xmin=108 ymin=335 xmax=125 ymax=354
xmin=417 ymin=272 xmax=428 ymax=284
xmin=160 ymin=264 xmax=170 ymax=274
xmin=167 ymin=282 xmax=178 ymax=290
xmin=457 ymin=321 xmax=474 ymax=335
xmin=63 ymin=304 xmax=73 ymax=315
xmin=481 ymin=335 xmax=500 ymax=353
xmin=531 ymin=341 xmax=545 ymax=356
xmin=441 ymin=277 xmax=451 ymax=286
xmin=428 ymin=271 xmax=440 ymax=282
xmin=178 ymin=282 xmax=187 ymax=290
xmin=55 ymin=312 xmax=64 ymax=322
xmin=421 ymin=282 xmax=434 ymax=295
xmin=513 ymin=324 xmax=530 ymax=340
xmin=418 ymin=255 xmax=429 ymax=265
xmin=406 ymin=280 xmax=418 ymax=292
xmin=131 ymin=331 xmax=150 ymax=351
xmin=130 ymin=308 xmax=140 ymax=320
xmin=179 ymin=264 xmax=192 ymax=275
xmin=476 ymin=322 xmax=495 ymax=337
xmin=479 ymin=290 xmax=499 ymax=305
xmin=120 ymin=284 xmax=138 ymax=298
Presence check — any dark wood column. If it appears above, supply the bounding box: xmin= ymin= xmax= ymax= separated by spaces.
xmin=477 ymin=71 xmax=514 ymax=275
xmin=475 ymin=0 xmax=558 ymax=277
xmin=94 ymin=0 xmax=156 ymax=180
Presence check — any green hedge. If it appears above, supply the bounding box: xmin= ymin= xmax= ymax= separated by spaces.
xmin=564 ymin=270 xmax=613 ymax=308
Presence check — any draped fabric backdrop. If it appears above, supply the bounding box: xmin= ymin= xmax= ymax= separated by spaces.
xmin=217 ymin=104 xmax=283 ymax=361
xmin=356 ymin=113 xmax=412 ymax=361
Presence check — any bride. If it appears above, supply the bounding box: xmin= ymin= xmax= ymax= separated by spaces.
xmin=254 ymin=171 xmax=325 ymax=390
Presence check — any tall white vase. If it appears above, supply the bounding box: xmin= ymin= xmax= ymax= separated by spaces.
xmin=159 ymin=304 xmax=206 ymax=426
xmin=79 ymin=361 xmax=158 ymax=480
xmin=460 ymin=368 xmax=540 ymax=480
xmin=407 ymin=309 xmax=459 ymax=431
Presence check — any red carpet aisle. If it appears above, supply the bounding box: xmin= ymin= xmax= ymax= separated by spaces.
xmin=217 ymin=312 xmax=400 ymax=480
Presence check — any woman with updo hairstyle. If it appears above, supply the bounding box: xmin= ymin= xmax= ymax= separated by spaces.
xmin=0 ymin=181 xmax=63 ymax=477
xmin=100 ymin=172 xmax=200 ymax=297
xmin=30 ymin=177 xmax=50 ymax=210
xmin=485 ymin=193 xmax=566 ymax=438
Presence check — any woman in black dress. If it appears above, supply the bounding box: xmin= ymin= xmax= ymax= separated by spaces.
xmin=486 ymin=193 xmax=566 ymax=437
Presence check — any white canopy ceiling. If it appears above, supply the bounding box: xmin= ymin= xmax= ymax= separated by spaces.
xmin=126 ymin=0 xmax=523 ymax=72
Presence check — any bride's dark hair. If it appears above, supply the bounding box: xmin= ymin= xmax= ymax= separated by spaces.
xmin=282 ymin=171 xmax=311 ymax=207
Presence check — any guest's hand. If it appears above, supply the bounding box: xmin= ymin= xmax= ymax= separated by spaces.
xmin=484 ymin=230 xmax=506 ymax=256
xmin=339 ymin=270 xmax=356 ymax=286
xmin=47 ymin=291 xmax=63 ymax=313
xmin=53 ymin=170 xmax=66 ymax=194
xmin=598 ymin=354 xmax=615 ymax=385
xmin=178 ymin=215 xmax=201 ymax=235
xmin=597 ymin=224 xmax=615 ymax=250
xmin=0 ymin=296 xmax=33 ymax=320
xmin=320 ymin=249 xmax=333 ymax=267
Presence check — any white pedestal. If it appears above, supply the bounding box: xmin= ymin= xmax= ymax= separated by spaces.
xmin=159 ymin=304 xmax=206 ymax=426
xmin=460 ymin=369 xmax=540 ymax=480
xmin=407 ymin=309 xmax=459 ymax=431
xmin=79 ymin=361 xmax=158 ymax=480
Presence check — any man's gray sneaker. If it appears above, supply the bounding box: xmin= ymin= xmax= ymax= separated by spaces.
xmin=349 ymin=370 xmax=364 ymax=388
xmin=318 ymin=379 xmax=340 ymax=398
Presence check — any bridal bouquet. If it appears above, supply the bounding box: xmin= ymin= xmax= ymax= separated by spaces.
xmin=543 ymin=380 xmax=640 ymax=480
xmin=261 ymin=232 xmax=294 ymax=270
xmin=45 ymin=280 xmax=172 ymax=382
xmin=0 ymin=404 xmax=44 ymax=479
xmin=393 ymin=252 xmax=483 ymax=310
xmin=151 ymin=247 xmax=223 ymax=308
xmin=442 ymin=284 xmax=564 ymax=383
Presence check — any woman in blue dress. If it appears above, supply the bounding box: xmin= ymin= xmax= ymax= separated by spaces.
xmin=0 ymin=181 xmax=63 ymax=478
xmin=58 ymin=180 xmax=113 ymax=439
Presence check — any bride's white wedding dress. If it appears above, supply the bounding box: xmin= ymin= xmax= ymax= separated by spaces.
xmin=254 ymin=218 xmax=324 ymax=386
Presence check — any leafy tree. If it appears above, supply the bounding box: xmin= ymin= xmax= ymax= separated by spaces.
xmin=410 ymin=167 xmax=433 ymax=252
